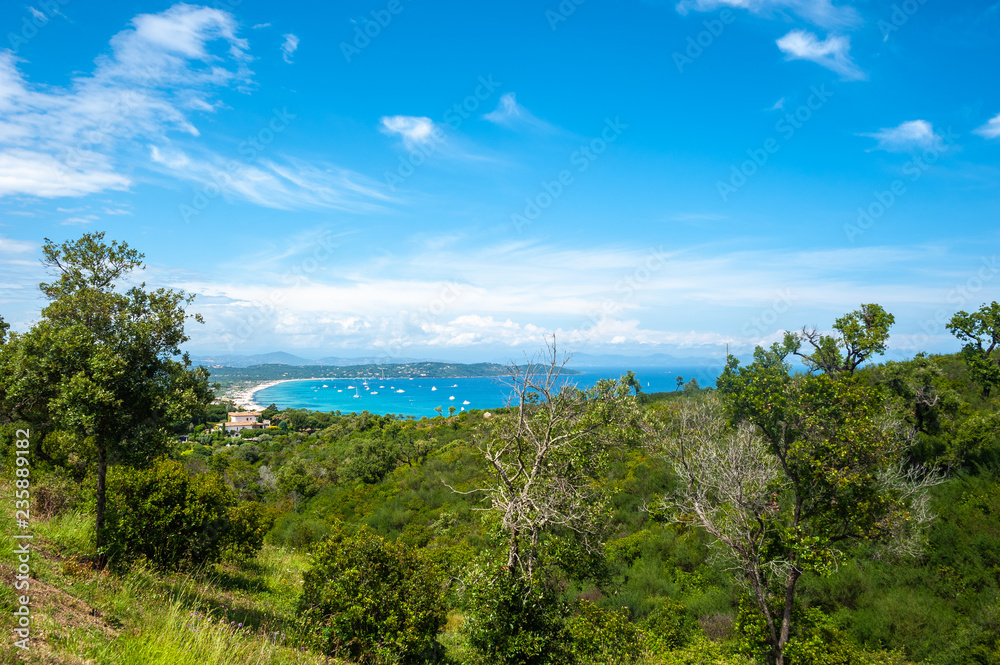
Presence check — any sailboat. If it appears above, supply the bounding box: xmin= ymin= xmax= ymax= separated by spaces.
xmin=353 ymin=386 xmax=360 ymax=398
xmin=431 ymin=386 xmax=437 ymax=391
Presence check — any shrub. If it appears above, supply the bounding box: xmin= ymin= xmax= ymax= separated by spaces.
xmin=221 ymin=501 xmax=275 ymax=561
xmin=641 ymin=598 xmax=696 ymax=654
xmin=105 ymin=458 xmax=233 ymax=568
xmin=568 ymin=600 xmax=643 ymax=665
xmin=298 ymin=527 xmax=447 ymax=664
xmin=461 ymin=563 xmax=573 ymax=665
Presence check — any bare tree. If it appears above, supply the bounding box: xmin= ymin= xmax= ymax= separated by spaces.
xmin=452 ymin=339 xmax=641 ymax=581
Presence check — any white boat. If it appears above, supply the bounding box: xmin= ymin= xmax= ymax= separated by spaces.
xmin=451 ymin=384 xmax=458 ymax=388
xmin=322 ymin=384 xmax=329 ymax=388
xmin=449 ymin=396 xmax=455 ymax=400
xmin=347 ymin=385 xmax=355 ymax=389
xmin=431 ymin=386 xmax=437 ymax=391
xmin=337 ymin=389 xmax=343 ymax=393
xmin=396 ymin=389 xmax=405 ymax=393
xmin=462 ymin=400 xmax=470 ymax=405
xmin=371 ymin=391 xmax=378 ymax=395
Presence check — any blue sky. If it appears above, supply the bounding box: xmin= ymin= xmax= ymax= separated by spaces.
xmin=0 ymin=0 xmax=998 ymax=362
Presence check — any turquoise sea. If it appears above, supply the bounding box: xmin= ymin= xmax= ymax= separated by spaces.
xmin=253 ymin=366 xmax=723 ymax=419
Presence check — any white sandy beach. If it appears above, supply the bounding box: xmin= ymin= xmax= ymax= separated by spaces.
xmin=229 ymin=380 xmax=286 ymax=411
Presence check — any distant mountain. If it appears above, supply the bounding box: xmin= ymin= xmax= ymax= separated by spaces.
xmin=191 ymin=353 xmax=429 ymax=368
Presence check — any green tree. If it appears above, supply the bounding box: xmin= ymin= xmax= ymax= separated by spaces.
xmin=786 ymin=303 xmax=895 ymax=375
xmin=0 ymin=233 xmax=211 ymax=558
xmin=653 ymin=339 xmax=939 ymax=665
xmin=947 ymin=301 xmax=1000 ymax=396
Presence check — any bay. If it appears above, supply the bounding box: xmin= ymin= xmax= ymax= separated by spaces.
xmin=253 ymin=365 xmax=723 ymax=419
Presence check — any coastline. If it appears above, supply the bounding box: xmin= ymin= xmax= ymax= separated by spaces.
xmin=228 ymin=374 xmax=511 ymax=412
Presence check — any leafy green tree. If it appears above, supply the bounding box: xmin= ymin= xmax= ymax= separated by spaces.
xmin=0 ymin=233 xmax=211 ymax=557
xmin=786 ymin=303 xmax=895 ymax=375
xmin=653 ymin=339 xmax=939 ymax=665
xmin=947 ymin=301 xmax=1000 ymax=396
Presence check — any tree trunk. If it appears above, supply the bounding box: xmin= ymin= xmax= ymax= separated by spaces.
xmin=775 ymin=566 xmax=802 ymax=665
xmin=95 ymin=443 xmax=107 ymax=566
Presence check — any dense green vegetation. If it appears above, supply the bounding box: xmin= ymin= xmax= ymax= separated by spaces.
xmin=2 ymin=235 xmax=1000 ymax=664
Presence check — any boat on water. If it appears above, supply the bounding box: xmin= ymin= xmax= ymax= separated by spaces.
xmin=462 ymin=400 xmax=470 ymax=405
xmin=371 ymin=391 xmax=378 ymax=395
xmin=431 ymin=386 xmax=437 ymax=391
xmin=449 ymin=396 xmax=455 ymax=400
xmin=322 ymin=384 xmax=329 ymax=388
xmin=396 ymin=389 xmax=405 ymax=393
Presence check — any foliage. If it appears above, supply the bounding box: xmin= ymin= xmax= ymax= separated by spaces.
xmin=461 ymin=562 xmax=573 ymax=665
xmin=0 ymin=233 xmax=211 ymax=555
xmin=297 ymin=527 xmax=447 ymax=664
xmin=567 ymin=600 xmax=643 ymax=665
xmin=786 ymin=303 xmax=895 ymax=375
xmin=639 ymin=598 xmax=696 ymax=653
xmin=105 ymin=458 xmax=233 ymax=568
xmin=223 ymin=501 xmax=275 ymax=561
xmin=658 ymin=330 xmax=939 ymax=664
xmin=948 ymin=301 xmax=1000 ymax=396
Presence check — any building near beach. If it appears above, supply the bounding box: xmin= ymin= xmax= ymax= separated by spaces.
xmin=223 ymin=411 xmax=271 ymax=434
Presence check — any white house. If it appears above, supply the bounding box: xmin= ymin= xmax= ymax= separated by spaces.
xmin=223 ymin=411 xmax=271 ymax=434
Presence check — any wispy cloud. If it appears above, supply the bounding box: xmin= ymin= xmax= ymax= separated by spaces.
xmin=974 ymin=112 xmax=1000 ymax=139
xmin=281 ymin=33 xmax=300 ymax=64
xmin=147 ymin=144 xmax=391 ymax=212
xmin=483 ymin=93 xmax=556 ymax=132
xmin=776 ymin=30 xmax=865 ymax=80
xmin=676 ymin=0 xmax=860 ymax=29
xmin=0 ymin=4 xmax=252 ymax=200
xmin=862 ymin=120 xmax=943 ymax=152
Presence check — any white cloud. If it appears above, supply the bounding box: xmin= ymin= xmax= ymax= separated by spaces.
xmin=281 ymin=33 xmax=300 ymax=64
xmin=974 ymin=113 xmax=1000 ymax=139
xmin=862 ymin=120 xmax=943 ymax=152
xmin=0 ymin=4 xmax=251 ymax=200
xmin=379 ymin=115 xmax=440 ymax=148
xmin=483 ymin=93 xmax=555 ymax=132
xmin=676 ymin=0 xmax=860 ymax=29
xmin=776 ymin=30 xmax=865 ymax=80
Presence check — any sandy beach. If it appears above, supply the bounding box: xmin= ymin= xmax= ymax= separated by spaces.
xmin=229 ymin=380 xmax=287 ymax=411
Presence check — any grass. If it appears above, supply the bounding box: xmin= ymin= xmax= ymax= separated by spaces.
xmin=0 ymin=483 xmax=335 ymax=665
